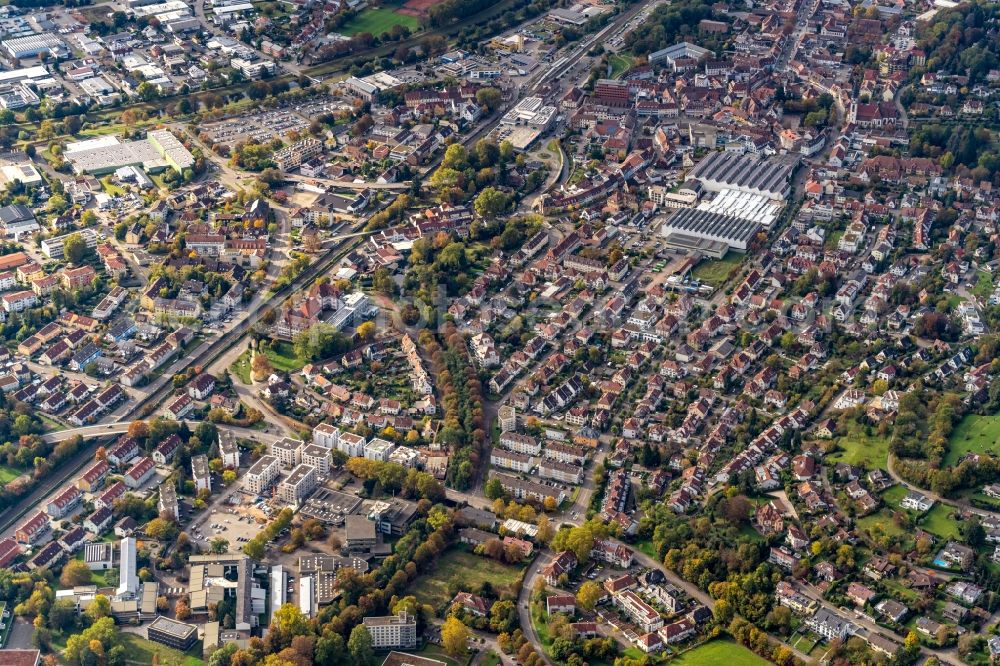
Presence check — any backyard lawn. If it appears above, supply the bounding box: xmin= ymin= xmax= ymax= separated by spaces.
xmin=856 ymin=510 xmax=912 ymax=548
xmin=408 ymin=549 xmax=525 ymax=610
xmin=972 ymin=270 xmax=994 ymax=302
xmin=882 ymin=578 xmax=921 ymax=603
xmin=945 ymin=413 xmax=1000 ymax=467
xmin=789 ymin=632 xmax=819 ymax=655
xmin=879 ymin=485 xmax=909 ymax=511
xmin=670 ymin=640 xmax=772 ymax=665
xmin=883 ymin=485 xmax=960 ymax=540
xmin=262 ymin=341 xmax=307 ymax=373
xmin=121 ymin=634 xmax=204 ymax=666
xmin=919 ymin=504 xmax=961 ymax=541
xmin=340 ymin=5 xmax=419 ymax=35
xmin=828 ymin=422 xmax=891 ymax=470
xmin=691 ymin=252 xmax=743 ymax=288
xmin=89 ymin=567 xmax=118 ymax=588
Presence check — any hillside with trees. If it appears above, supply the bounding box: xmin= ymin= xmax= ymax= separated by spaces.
xmin=914 ymin=0 xmax=1000 ymax=85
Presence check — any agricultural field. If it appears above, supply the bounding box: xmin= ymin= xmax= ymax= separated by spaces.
xmin=341 ymin=4 xmax=420 ymax=35
xmin=407 ymin=549 xmax=524 ymax=610
xmin=945 ymin=413 xmax=1000 ymax=467
xmin=670 ymin=640 xmax=773 ymax=666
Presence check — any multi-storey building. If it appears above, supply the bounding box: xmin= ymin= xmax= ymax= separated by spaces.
xmin=312 ymin=423 xmax=340 ymax=449
xmin=301 ymin=444 xmax=330 ymax=477
xmin=244 ymin=455 xmax=280 ymax=495
xmin=499 ymin=432 xmax=542 ymax=455
xmin=278 ymin=464 xmax=317 ymax=506
xmin=490 ymin=449 xmax=535 ymax=473
xmin=271 ymin=437 xmax=303 ymax=469
xmin=362 ymin=611 xmax=417 ymax=649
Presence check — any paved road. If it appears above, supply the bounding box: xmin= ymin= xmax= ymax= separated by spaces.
xmin=516 ymin=554 xmax=554 ymax=666
xmin=40 ymin=421 xmax=284 ymax=445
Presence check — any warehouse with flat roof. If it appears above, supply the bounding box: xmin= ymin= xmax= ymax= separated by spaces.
xmin=2 ymin=34 xmax=66 ymax=59
xmin=688 ymin=151 xmax=796 ymax=201
xmin=147 ymin=616 xmax=198 ymax=650
xmin=65 ymin=129 xmax=194 ymax=176
xmin=659 ymin=206 xmax=760 ymax=256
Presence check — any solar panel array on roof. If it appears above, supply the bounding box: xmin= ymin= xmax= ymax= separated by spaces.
xmin=689 ymin=151 xmax=795 ymax=200
xmin=660 ymin=207 xmax=760 ymax=251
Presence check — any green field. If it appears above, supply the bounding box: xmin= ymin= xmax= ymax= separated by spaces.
xmin=121 ymin=634 xmax=204 ymax=666
xmin=608 ymin=54 xmax=633 ymax=78
xmin=824 ymin=230 xmax=844 ymax=250
xmin=919 ymin=504 xmax=960 ymax=540
xmin=670 ymin=640 xmax=772 ymax=666
xmin=879 ymin=485 xmax=909 ymax=511
xmin=262 ymin=341 xmax=307 ymax=373
xmin=0 ymin=465 xmax=23 ymax=485
xmin=945 ymin=413 xmax=1000 ymax=467
xmin=341 ymin=6 xmax=419 ymax=36
xmin=691 ymin=252 xmax=743 ymax=288
xmin=789 ymin=632 xmax=819 ymax=654
xmin=881 ymin=485 xmax=961 ymax=541
xmin=857 ymin=510 xmax=911 ymax=543
xmin=882 ymin=577 xmax=921 ymax=603
xmin=101 ymin=177 xmax=125 ymax=196
xmin=972 ymin=270 xmax=994 ymax=301
xmin=828 ymin=422 xmax=891 ymax=470
xmin=231 ymin=350 xmax=252 ymax=385
xmin=416 ymin=644 xmax=467 ymax=666
xmin=39 ymin=414 xmax=65 ymax=432
xmin=407 ymin=549 xmax=525 ymax=610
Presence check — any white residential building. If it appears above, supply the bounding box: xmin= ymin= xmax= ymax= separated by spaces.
xmin=362 ymin=611 xmax=417 ymax=649
xmin=244 ymin=455 xmax=280 ymax=495
xmin=312 ymin=423 xmax=340 ymax=449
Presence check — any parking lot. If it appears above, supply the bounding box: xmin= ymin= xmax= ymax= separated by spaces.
xmin=200 ymin=109 xmax=310 ymax=148
xmin=188 ymin=495 xmax=268 ymax=548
